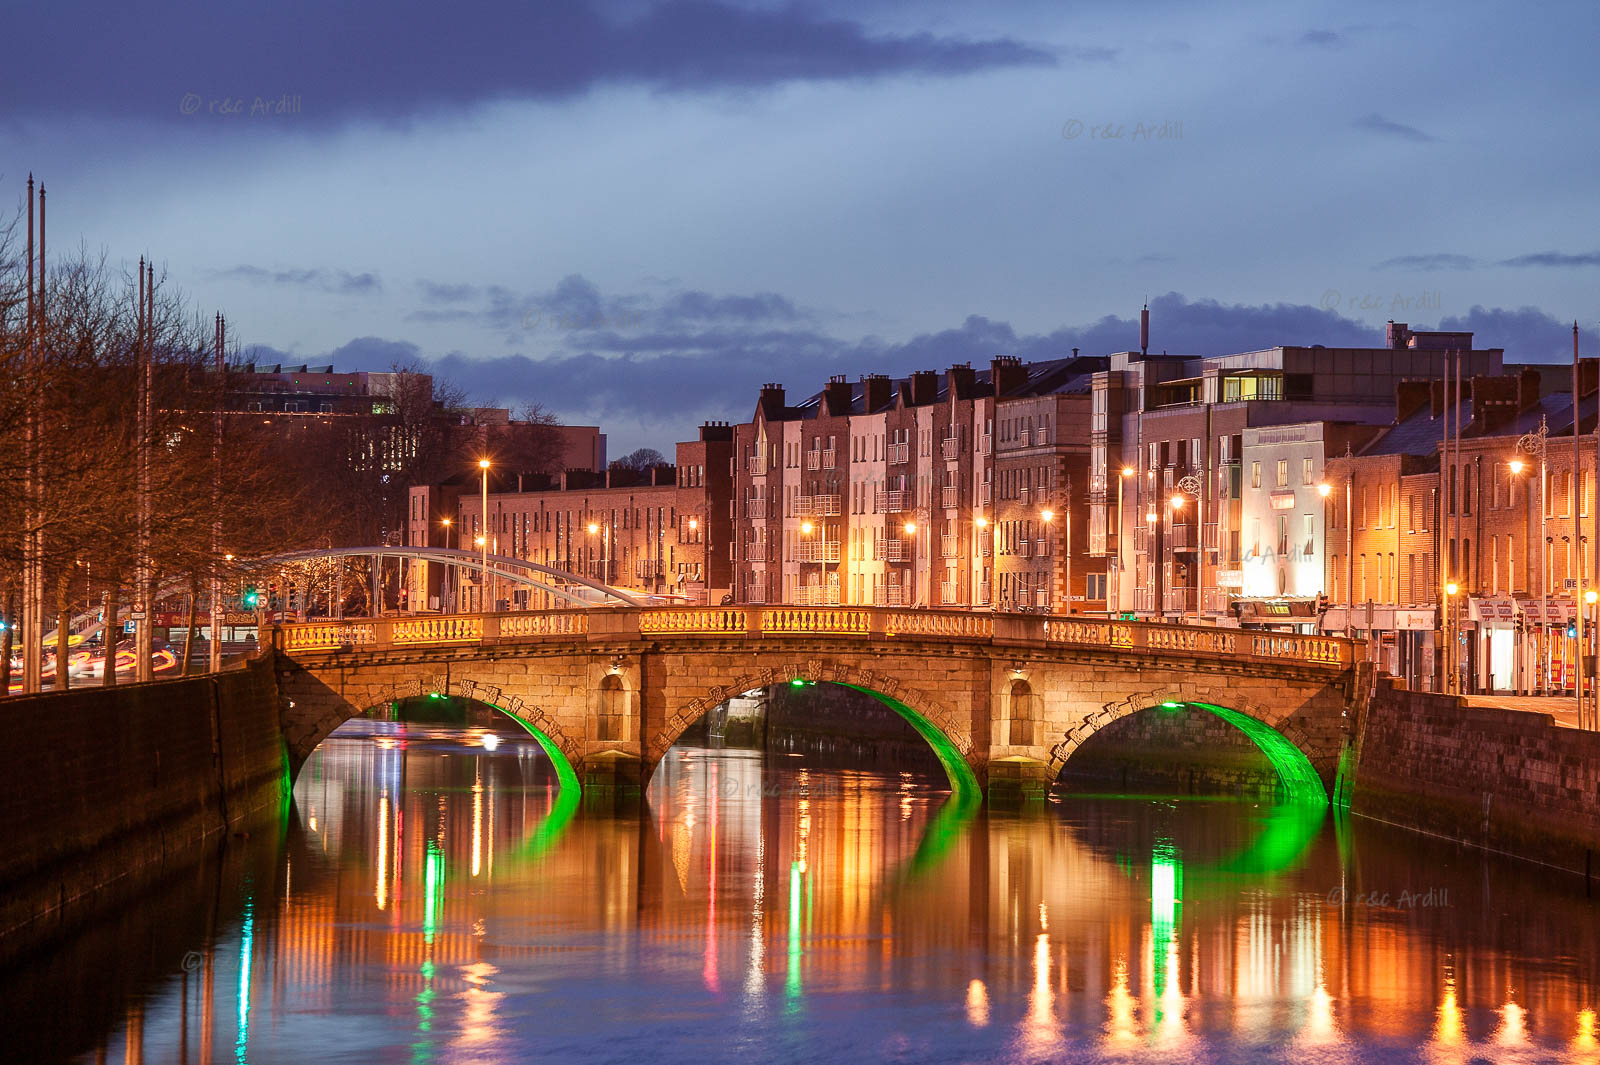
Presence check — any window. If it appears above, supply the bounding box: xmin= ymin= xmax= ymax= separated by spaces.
xmin=1086 ymin=572 xmax=1108 ymax=601
xmin=1302 ymin=457 xmax=1314 ymax=486
xmin=1276 ymin=459 xmax=1289 ymax=487
xmin=1251 ymin=462 xmax=1262 ymax=489
xmin=1303 ymin=515 xmax=1315 ymax=557
xmin=1277 ymin=515 xmax=1289 ymax=556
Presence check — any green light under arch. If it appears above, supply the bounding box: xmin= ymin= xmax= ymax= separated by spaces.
xmin=834 ymin=682 xmax=980 ymax=801
xmin=1179 ymin=701 xmax=1327 ymax=806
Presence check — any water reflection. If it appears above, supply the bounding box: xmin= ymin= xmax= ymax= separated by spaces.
xmin=20 ymin=721 xmax=1600 ymax=1064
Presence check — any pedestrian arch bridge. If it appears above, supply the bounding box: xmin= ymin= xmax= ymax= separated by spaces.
xmin=271 ymin=607 xmax=1357 ymax=804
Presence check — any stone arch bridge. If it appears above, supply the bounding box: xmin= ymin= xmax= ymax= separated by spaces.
xmin=271 ymin=607 xmax=1357 ymax=803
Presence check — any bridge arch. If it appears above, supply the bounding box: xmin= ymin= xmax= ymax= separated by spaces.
xmin=652 ymin=657 xmax=979 ymax=798
xmin=1047 ymin=691 xmax=1329 ymax=805
xmin=285 ymin=674 xmax=583 ymax=797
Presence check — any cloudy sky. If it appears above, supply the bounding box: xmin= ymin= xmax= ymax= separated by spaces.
xmin=5 ymin=0 xmax=1598 ymax=451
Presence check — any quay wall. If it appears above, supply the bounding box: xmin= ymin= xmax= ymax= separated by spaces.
xmin=1349 ymin=673 xmax=1600 ymax=876
xmin=0 ymin=657 xmax=288 ymax=953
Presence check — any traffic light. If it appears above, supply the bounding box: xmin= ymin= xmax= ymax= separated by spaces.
xmin=1568 ymin=620 xmax=1578 ymax=639
xmin=268 ymin=582 xmax=280 ymax=610
xmin=242 ymin=584 xmax=260 ymax=609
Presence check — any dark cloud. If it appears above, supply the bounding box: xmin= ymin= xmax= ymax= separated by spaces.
xmin=1298 ymin=29 xmax=1344 ymax=47
xmin=1437 ymin=307 xmax=1599 ymax=361
xmin=208 ymin=265 xmax=382 ymax=295
xmin=1497 ymin=251 xmax=1600 ymax=268
xmin=1353 ymin=113 xmax=1435 ymax=142
xmin=417 ymin=280 xmax=480 ymax=304
xmin=3 ymin=1 xmax=1059 ymax=126
xmin=1374 ymin=253 xmax=1477 ymax=271
xmin=258 ymin=290 xmax=1600 ymax=452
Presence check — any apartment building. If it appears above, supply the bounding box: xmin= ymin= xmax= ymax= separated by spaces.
xmin=1089 ymin=322 xmax=1504 ymax=621
xmin=731 ymin=356 xmax=1106 ymax=610
xmin=406 ymin=424 xmax=733 ymax=610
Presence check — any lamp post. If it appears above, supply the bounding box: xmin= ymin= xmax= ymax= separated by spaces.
xmin=587 ymin=520 xmax=611 ymax=587
xmin=903 ymin=518 xmax=920 ymax=607
xmin=1445 ymin=581 xmax=1461 ymax=694
xmin=477 ymin=459 xmax=492 ymax=612
xmin=800 ymin=520 xmax=815 ymax=604
xmin=1514 ymin=416 xmax=1549 ymax=693
xmin=440 ymin=517 xmax=453 ymax=612
xmin=1588 ymin=589 xmax=1599 ymax=728
xmin=1041 ymin=506 xmax=1062 ymax=614
xmin=1174 ymin=475 xmax=1200 ymax=618
xmin=974 ymin=514 xmax=990 ymax=608
xmin=1115 ymin=466 xmax=1134 ymax=614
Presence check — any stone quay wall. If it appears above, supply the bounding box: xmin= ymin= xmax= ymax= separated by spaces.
xmin=0 ymin=657 xmax=288 ymax=953
xmin=1349 ymin=672 xmax=1600 ymax=876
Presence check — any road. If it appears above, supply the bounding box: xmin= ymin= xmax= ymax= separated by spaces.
xmin=1463 ymin=693 xmax=1587 ymax=728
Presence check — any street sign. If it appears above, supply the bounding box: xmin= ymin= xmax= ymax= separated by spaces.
xmin=129 ymin=612 xmax=146 ymax=621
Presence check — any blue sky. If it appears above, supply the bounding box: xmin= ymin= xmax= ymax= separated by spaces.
xmin=5 ymin=0 xmax=1598 ymax=452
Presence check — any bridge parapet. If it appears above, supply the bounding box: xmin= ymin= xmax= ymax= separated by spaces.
xmin=273 ymin=607 xmax=1353 ymax=670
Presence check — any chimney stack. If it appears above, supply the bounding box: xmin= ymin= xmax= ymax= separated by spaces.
xmin=861 ymin=373 xmax=892 ymax=412
xmin=947 ymin=362 xmax=976 ymax=399
xmin=908 ymin=369 xmax=938 ymax=406
xmin=759 ymin=382 xmax=786 ymax=414
xmin=1139 ymin=304 xmax=1149 ymax=356
xmin=823 ymin=374 xmax=852 ymax=415
xmin=990 ymin=355 xmax=1027 ymax=397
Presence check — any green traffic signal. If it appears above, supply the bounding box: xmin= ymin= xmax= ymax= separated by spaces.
xmin=243 ymin=585 xmax=259 ymax=608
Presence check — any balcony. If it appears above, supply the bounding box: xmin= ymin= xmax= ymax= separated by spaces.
xmin=941 ymin=485 xmax=960 ymax=510
xmin=1035 ymin=538 xmax=1050 ymax=557
xmin=878 ymin=489 xmax=910 ymax=513
xmin=795 ymin=585 xmax=838 ymax=606
xmin=745 ymin=498 xmax=767 ymax=519
xmin=793 ymin=540 xmax=841 ymax=564
xmin=1015 ymin=540 xmax=1031 ymax=558
xmin=886 ymin=587 xmax=908 ymax=607
xmin=747 ymin=457 xmax=766 ymax=476
xmin=634 ymin=559 xmax=663 ymax=579
xmin=877 ymin=538 xmax=910 ymax=562
xmin=1169 ymin=522 xmax=1196 ymax=550
xmin=941 ymin=438 xmax=960 ymax=462
xmin=1163 ymin=587 xmax=1195 ymax=614
xmin=940 ymin=534 xmax=958 ymax=558
xmin=744 ymin=541 xmax=771 ymax=562
xmin=939 ymin=581 xmax=959 ymax=605
xmin=806 ymin=450 xmax=821 ymax=471
xmin=1133 ymin=587 xmax=1157 ymax=613
xmin=980 ymin=483 xmax=992 ymax=506
xmin=822 ymin=448 xmax=836 ymax=470
xmin=795 ymin=494 xmax=841 ymax=517
xmin=1202 ymin=588 xmax=1232 ymax=613
xmin=889 ymin=442 xmax=909 ymax=465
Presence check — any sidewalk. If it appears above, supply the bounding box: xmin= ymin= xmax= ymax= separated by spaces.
xmin=1462 ymin=694 xmax=1585 ymax=728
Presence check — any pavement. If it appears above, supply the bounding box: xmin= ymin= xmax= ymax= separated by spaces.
xmin=1463 ymin=694 xmax=1588 ymax=728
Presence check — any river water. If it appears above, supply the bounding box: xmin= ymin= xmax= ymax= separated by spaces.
xmin=20 ymin=718 xmax=1600 ymax=1064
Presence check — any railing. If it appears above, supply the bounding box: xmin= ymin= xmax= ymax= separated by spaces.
xmin=274 ymin=607 xmax=1354 ymax=668
xmin=940 ymin=534 xmax=959 ymax=558
xmin=746 ymin=498 xmax=767 ymax=519
xmin=806 ymin=450 xmax=821 ymax=471
xmin=793 ymin=540 xmax=842 ymax=563
xmin=795 ymin=494 xmax=842 ymax=517
xmin=744 ymin=541 xmax=771 ymax=562
xmin=941 ymin=486 xmax=960 ymax=509
xmin=889 ymin=442 xmax=909 ymax=465
xmin=877 ymin=489 xmax=910 ymax=513
xmin=877 ymin=539 xmax=910 ymax=562
xmin=822 ymin=448 xmax=836 ymax=470
xmin=1163 ymin=587 xmax=1194 ymax=614
xmin=941 ymin=438 xmax=960 ymax=462
xmin=1201 ymin=588 xmax=1231 ymax=613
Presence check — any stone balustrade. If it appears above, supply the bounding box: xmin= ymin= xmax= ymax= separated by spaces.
xmin=273 ymin=607 xmax=1354 ymax=670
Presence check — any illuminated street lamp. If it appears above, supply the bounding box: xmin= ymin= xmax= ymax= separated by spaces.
xmin=1114 ymin=466 xmax=1134 ymax=612
xmin=477 ymin=458 xmax=492 ymax=612
xmin=1317 ymin=477 xmax=1355 ymax=641
xmin=1512 ymin=417 xmax=1549 ymax=694
xmin=586 ymin=520 xmax=611 ymax=585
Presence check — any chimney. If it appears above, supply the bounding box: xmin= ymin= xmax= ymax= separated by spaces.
xmin=1395 ymin=380 xmax=1431 ymax=422
xmin=1386 ymin=321 xmax=1410 ymax=350
xmin=759 ymin=382 xmax=785 ymax=413
xmin=947 ymin=362 xmax=976 ymax=400
xmin=823 ymin=373 xmax=852 ymax=415
xmin=861 ymin=373 xmax=892 ymax=412
xmin=1470 ymin=374 xmax=1520 ymax=435
xmin=1518 ymin=367 xmax=1542 ymax=412
xmin=908 ymin=369 xmax=938 ymax=406
xmin=990 ymin=355 xmax=1028 ymax=397
xmin=1140 ymin=304 xmax=1150 ymax=356
xmin=1429 ymin=378 xmax=1445 ymax=417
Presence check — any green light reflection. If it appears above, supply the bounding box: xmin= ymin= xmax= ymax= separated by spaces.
xmin=236 ymin=894 xmax=254 ymax=1065
xmin=786 ymin=861 xmax=803 ymax=1010
xmin=837 ymin=683 xmax=978 ymax=800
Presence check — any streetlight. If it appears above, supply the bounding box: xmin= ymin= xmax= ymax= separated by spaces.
xmin=478 ymin=459 xmax=491 ymax=613
xmin=1317 ymin=476 xmax=1355 ymax=641
xmin=587 ymin=520 xmax=610 ymax=586
xmin=1513 ymin=417 xmax=1549 ymax=694
xmin=974 ymin=514 xmax=990 ymax=608
xmin=799 ymin=520 xmax=816 ymax=603
xmin=1113 ymin=466 xmax=1135 ymax=614
xmin=903 ymin=520 xmax=919 ymax=607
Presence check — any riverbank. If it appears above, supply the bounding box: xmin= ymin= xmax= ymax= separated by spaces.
xmin=0 ymin=657 xmax=288 ymax=959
